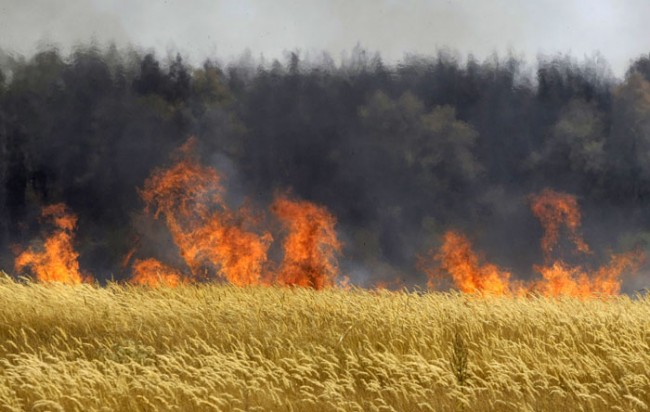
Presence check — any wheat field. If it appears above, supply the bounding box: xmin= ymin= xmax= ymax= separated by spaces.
xmin=0 ymin=275 xmax=649 ymax=411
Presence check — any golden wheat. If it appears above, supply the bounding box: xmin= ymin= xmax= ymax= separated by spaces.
xmin=0 ymin=274 xmax=649 ymax=411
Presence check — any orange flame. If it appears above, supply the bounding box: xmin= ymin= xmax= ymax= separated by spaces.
xmin=529 ymin=188 xmax=590 ymax=259
xmin=373 ymin=277 xmax=405 ymax=291
xmin=533 ymin=250 xmax=645 ymax=297
xmin=337 ymin=275 xmax=352 ymax=290
xmin=422 ymin=231 xmax=512 ymax=295
xmin=271 ymin=195 xmax=342 ymax=289
xmin=422 ymin=189 xmax=645 ymax=297
xmin=131 ymin=258 xmax=184 ymax=287
xmin=179 ymin=209 xmax=273 ymax=286
xmin=529 ymin=189 xmax=644 ymax=297
xmin=120 ymin=237 xmax=140 ymax=270
xmin=15 ymin=203 xmax=89 ymax=284
xmin=133 ymin=138 xmax=272 ymax=286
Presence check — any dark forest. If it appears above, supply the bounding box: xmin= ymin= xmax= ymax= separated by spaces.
xmin=1 ymin=45 xmax=650 ymax=290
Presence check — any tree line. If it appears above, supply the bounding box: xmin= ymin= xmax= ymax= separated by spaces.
xmin=1 ymin=45 xmax=649 ymax=286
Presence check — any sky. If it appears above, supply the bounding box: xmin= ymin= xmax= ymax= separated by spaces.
xmin=0 ymin=0 xmax=648 ymax=76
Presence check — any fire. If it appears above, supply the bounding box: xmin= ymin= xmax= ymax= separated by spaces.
xmin=424 ymin=189 xmax=645 ymax=297
xmin=131 ymin=258 xmax=184 ymax=287
xmin=422 ymin=231 xmax=512 ymax=295
xmin=14 ymin=203 xmax=89 ymax=284
xmin=271 ymin=195 xmax=342 ymax=290
xmin=532 ymin=251 xmax=644 ymax=297
xmin=530 ymin=189 xmax=644 ymax=297
xmin=592 ymin=250 xmax=646 ymax=294
xmin=121 ymin=244 xmax=139 ymax=270
xmin=181 ymin=209 xmax=273 ymax=286
xmin=135 ymin=138 xmax=272 ymax=286
xmin=529 ymin=189 xmax=590 ymax=258
xmin=127 ymin=139 xmax=343 ymax=289
xmin=337 ymin=275 xmax=352 ymax=290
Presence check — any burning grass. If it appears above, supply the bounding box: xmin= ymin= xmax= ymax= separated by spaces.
xmin=1 ymin=276 xmax=650 ymax=411
xmin=11 ymin=139 xmax=644 ymax=299
xmin=421 ymin=189 xmax=646 ymax=297
xmin=14 ymin=204 xmax=87 ymax=285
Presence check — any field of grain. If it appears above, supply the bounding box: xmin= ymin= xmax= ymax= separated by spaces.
xmin=0 ymin=275 xmax=649 ymax=411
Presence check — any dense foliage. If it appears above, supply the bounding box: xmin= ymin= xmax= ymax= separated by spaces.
xmin=1 ymin=45 xmax=649 ymax=286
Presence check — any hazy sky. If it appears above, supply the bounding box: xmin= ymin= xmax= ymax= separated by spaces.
xmin=0 ymin=0 xmax=648 ymax=76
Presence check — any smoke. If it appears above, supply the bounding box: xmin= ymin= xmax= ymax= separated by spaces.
xmin=0 ymin=0 xmax=129 ymax=56
xmin=3 ymin=0 xmax=650 ymax=77
xmin=1 ymin=43 xmax=650 ymax=292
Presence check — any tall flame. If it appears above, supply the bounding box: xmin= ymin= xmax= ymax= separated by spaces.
xmin=529 ymin=188 xmax=590 ymax=259
xmin=423 ymin=189 xmax=645 ymax=297
xmin=533 ymin=250 xmax=645 ymax=297
xmin=421 ymin=231 xmax=512 ymax=295
xmin=14 ymin=203 xmax=88 ymax=284
xmin=530 ymin=189 xmax=643 ymax=297
xmin=271 ymin=195 xmax=342 ymax=290
xmin=179 ymin=208 xmax=273 ymax=286
xmin=134 ymin=138 xmax=272 ymax=286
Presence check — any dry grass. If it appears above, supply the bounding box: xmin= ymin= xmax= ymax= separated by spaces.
xmin=0 ymin=275 xmax=650 ymax=411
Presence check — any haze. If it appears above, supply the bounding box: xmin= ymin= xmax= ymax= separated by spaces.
xmin=0 ymin=0 xmax=648 ymax=76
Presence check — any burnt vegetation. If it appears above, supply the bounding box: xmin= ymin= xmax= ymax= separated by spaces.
xmin=0 ymin=45 xmax=649 ymax=287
